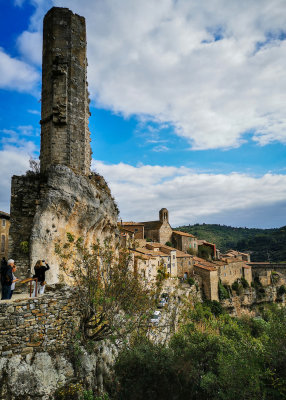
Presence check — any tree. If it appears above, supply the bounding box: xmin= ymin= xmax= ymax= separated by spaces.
xmin=55 ymin=234 xmax=157 ymax=342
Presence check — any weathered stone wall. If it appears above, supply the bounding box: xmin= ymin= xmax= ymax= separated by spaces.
xmin=40 ymin=7 xmax=91 ymax=175
xmin=194 ymin=266 xmax=218 ymax=301
xmin=218 ymin=260 xmax=246 ymax=286
xmin=9 ymin=166 xmax=119 ymax=284
xmin=159 ymin=221 xmax=173 ymax=245
xmin=177 ymin=257 xmax=193 ymax=278
xmin=9 ymin=174 xmax=44 ymax=278
xmin=250 ymin=262 xmax=286 ymax=278
xmin=0 ymin=212 xmax=10 ymax=260
xmin=0 ymin=287 xmax=80 ymax=358
xmin=0 ymin=287 xmax=118 ymax=400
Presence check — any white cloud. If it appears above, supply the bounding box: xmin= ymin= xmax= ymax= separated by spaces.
xmin=17 ymin=31 xmax=42 ymax=65
xmin=0 ymin=48 xmax=39 ymax=92
xmin=48 ymin=0 xmax=286 ymax=150
xmin=17 ymin=0 xmax=286 ymax=149
xmin=93 ymin=160 xmax=286 ymax=228
xmin=0 ymin=143 xmax=34 ymax=213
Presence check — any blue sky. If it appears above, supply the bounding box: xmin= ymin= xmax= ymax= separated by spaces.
xmin=1 ymin=0 xmax=286 ymax=228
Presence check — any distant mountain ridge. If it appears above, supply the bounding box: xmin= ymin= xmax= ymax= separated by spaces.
xmin=174 ymin=223 xmax=286 ymax=262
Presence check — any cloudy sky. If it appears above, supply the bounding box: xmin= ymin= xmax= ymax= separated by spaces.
xmin=1 ymin=0 xmax=286 ymax=228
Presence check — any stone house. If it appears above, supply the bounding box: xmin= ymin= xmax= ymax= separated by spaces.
xmin=131 ymin=241 xmax=193 ymax=280
xmin=0 ymin=211 xmax=10 ymax=260
xmin=118 ymin=222 xmax=144 ymax=240
xmin=192 ymin=255 xmax=252 ymax=300
xmin=193 ymin=257 xmax=219 ymax=301
xmin=221 ymin=249 xmax=251 ymax=262
xmin=132 ymin=251 xmax=158 ymax=282
xmin=197 ymin=239 xmax=219 ymax=259
xmin=216 ymin=257 xmax=252 ymax=286
xmin=172 ymin=230 xmax=198 ymax=254
xmin=140 ymin=208 xmax=173 ymax=244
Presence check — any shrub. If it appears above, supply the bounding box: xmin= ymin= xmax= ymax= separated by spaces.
xmin=20 ymin=241 xmax=29 ymax=254
xmin=232 ymin=280 xmax=243 ymax=295
xmin=187 ymin=277 xmax=195 ymax=287
xmin=218 ymin=281 xmax=230 ymax=300
xmin=241 ymin=277 xmax=249 ymax=288
xmin=165 ymin=241 xmax=172 ymax=247
xmin=204 ymin=300 xmax=224 ymax=316
xmin=271 ymin=271 xmax=280 ymax=284
xmin=278 ymin=285 xmax=286 ymax=296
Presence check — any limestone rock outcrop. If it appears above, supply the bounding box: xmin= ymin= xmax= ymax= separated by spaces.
xmin=10 ymin=166 xmax=119 ymax=283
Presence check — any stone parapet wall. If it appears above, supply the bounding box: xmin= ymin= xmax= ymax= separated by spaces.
xmin=0 ymin=286 xmax=80 ymax=358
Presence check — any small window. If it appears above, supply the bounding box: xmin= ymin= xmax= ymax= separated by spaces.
xmin=173 ymin=255 xmax=175 ymax=259
xmin=224 ymin=265 xmax=226 ymax=269
xmin=224 ymin=273 xmax=226 ymax=277
xmin=1 ymin=235 xmax=5 ymax=252
xmin=2 ymin=219 xmax=5 ymax=227
xmin=134 ymin=228 xmax=138 ymax=232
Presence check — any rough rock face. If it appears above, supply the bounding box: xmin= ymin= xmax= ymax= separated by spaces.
xmin=0 ymin=344 xmax=116 ymax=400
xmin=9 ymin=165 xmax=119 ymax=283
xmin=221 ymin=286 xmax=286 ymax=316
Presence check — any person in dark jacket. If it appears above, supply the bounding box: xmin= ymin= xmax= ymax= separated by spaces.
xmin=1 ymin=259 xmax=14 ymax=300
xmin=32 ymin=259 xmax=50 ymax=297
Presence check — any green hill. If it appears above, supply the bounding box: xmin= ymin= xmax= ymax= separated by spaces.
xmin=174 ymin=224 xmax=286 ymax=262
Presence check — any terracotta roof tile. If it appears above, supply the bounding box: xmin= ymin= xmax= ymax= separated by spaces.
xmin=119 ymin=222 xmax=144 ymax=226
xmin=172 ymin=230 xmax=195 ymax=238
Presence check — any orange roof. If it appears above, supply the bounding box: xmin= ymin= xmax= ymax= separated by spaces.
xmin=194 ymin=264 xmax=216 ymax=272
xmin=172 ymin=230 xmax=195 ymax=238
xmin=193 ymin=256 xmax=217 ymax=270
xmin=147 ymin=242 xmax=191 ymax=258
xmin=131 ymin=251 xmax=153 ymax=260
xmin=119 ymin=221 xmax=144 ymax=226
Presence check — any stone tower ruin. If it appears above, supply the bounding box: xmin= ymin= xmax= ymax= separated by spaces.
xmin=40 ymin=7 xmax=91 ymax=175
xmin=9 ymin=7 xmax=118 ymax=285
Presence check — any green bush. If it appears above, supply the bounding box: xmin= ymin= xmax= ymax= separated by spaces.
xmin=111 ymin=306 xmax=286 ymax=400
xmin=204 ymin=300 xmax=224 ymax=316
xmin=231 ymin=280 xmax=243 ymax=295
xmin=271 ymin=271 xmax=280 ymax=284
xmin=55 ymin=383 xmax=84 ymax=400
xmin=241 ymin=277 xmax=249 ymax=288
xmin=187 ymin=277 xmax=195 ymax=287
xmin=218 ymin=281 xmax=229 ymax=300
xmin=278 ymin=285 xmax=286 ymax=296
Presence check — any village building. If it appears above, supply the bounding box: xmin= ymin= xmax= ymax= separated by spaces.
xmin=216 ymin=257 xmax=252 ymax=286
xmin=221 ymin=249 xmax=251 ymax=262
xmin=0 ymin=211 xmax=10 ymax=260
xmin=193 ymin=255 xmax=252 ymax=301
xmin=193 ymin=256 xmax=219 ymax=301
xmin=172 ymin=230 xmax=198 ymax=254
xmin=140 ymin=208 xmax=173 ymax=244
xmin=118 ymin=221 xmax=144 ymax=240
xmin=131 ymin=242 xmax=193 ymax=280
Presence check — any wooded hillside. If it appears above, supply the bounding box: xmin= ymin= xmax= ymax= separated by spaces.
xmin=174 ymin=224 xmax=286 ymax=262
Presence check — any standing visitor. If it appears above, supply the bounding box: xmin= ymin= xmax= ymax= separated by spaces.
xmin=1 ymin=259 xmax=14 ymax=300
xmin=9 ymin=264 xmax=19 ymax=299
xmin=32 ymin=260 xmax=50 ymax=297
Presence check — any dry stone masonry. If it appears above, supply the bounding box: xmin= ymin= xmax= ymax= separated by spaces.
xmin=40 ymin=7 xmax=91 ymax=175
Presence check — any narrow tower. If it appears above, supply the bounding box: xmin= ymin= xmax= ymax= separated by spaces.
xmin=40 ymin=7 xmax=91 ymax=174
